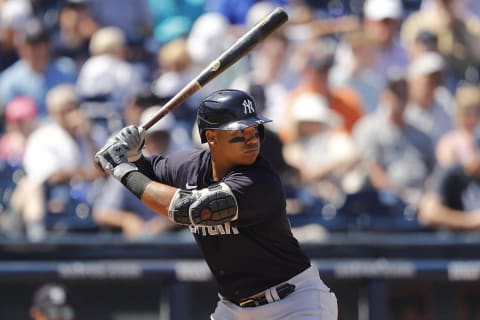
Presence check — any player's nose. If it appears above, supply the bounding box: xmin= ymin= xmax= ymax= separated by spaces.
xmin=244 ymin=127 xmax=260 ymax=144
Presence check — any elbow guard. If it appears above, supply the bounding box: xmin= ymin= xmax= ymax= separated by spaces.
xmin=168 ymin=183 xmax=238 ymax=226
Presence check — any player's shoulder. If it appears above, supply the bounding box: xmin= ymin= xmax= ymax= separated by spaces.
xmin=229 ymin=156 xmax=281 ymax=186
xmin=166 ymin=148 xmax=209 ymax=170
xmin=168 ymin=148 xmax=207 ymax=161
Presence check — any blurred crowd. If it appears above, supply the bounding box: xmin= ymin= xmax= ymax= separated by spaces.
xmin=0 ymin=0 xmax=480 ymax=242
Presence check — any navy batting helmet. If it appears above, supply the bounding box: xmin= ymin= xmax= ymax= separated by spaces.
xmin=197 ymin=89 xmax=272 ymax=143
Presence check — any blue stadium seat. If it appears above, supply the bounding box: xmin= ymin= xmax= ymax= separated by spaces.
xmin=336 ymin=189 xmax=426 ymax=232
xmin=44 ymin=183 xmax=99 ymax=233
xmin=0 ymin=160 xmax=24 ymax=214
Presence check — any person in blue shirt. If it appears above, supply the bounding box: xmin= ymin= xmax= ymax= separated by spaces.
xmin=0 ymin=18 xmax=77 ymax=119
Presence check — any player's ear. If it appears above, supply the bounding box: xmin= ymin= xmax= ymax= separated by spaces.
xmin=205 ymin=130 xmax=216 ymax=145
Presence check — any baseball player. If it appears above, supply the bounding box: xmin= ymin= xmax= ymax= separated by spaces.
xmin=95 ymin=89 xmax=338 ymax=319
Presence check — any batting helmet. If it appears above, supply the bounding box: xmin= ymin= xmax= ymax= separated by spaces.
xmin=197 ymin=89 xmax=272 ymax=143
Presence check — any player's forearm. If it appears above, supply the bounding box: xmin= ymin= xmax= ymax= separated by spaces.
xmin=93 ymin=209 xmax=144 ymax=230
xmin=418 ymin=194 xmax=480 ymax=230
xmin=140 ymin=182 xmax=177 ymax=217
xmin=120 ymin=170 xmax=176 ymax=218
xmin=367 ymin=162 xmax=392 ymax=191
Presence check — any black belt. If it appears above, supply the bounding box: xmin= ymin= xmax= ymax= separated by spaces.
xmin=232 ymin=283 xmax=296 ymax=308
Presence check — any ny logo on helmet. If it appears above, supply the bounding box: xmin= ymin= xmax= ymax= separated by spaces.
xmin=242 ymin=99 xmax=255 ymax=114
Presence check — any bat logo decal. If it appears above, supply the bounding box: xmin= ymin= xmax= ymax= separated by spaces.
xmin=210 ymin=60 xmax=221 ymax=71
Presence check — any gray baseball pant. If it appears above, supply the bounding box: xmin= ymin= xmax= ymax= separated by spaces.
xmin=210 ymin=265 xmax=338 ymax=320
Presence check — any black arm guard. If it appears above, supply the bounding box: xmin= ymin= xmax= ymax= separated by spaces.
xmin=168 ymin=183 xmax=238 ymax=226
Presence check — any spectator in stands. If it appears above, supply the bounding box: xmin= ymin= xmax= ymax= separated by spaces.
xmin=401 ymin=0 xmax=480 ymax=89
xmin=418 ymin=153 xmax=480 ymax=231
xmin=230 ymin=26 xmax=293 ymax=133
xmin=361 ymin=0 xmax=409 ymax=82
xmin=279 ymin=38 xmax=364 ymax=143
xmin=405 ymin=51 xmax=455 ymax=146
xmin=436 ymin=84 xmax=480 ymax=168
xmin=76 ymin=26 xmax=145 ymax=114
xmin=49 ymin=0 xmax=99 ymax=71
xmin=85 ymin=0 xmax=156 ymax=81
xmin=123 ymin=91 xmax=193 ymax=151
xmin=153 ymin=38 xmax=192 ymax=99
xmin=87 ymin=0 xmax=152 ymax=44
xmin=10 ymin=84 xmax=102 ymax=241
xmin=283 ymin=93 xmax=360 ymax=208
xmin=186 ymin=12 xmax=247 ymax=98
xmin=93 ymin=107 xmax=179 ymax=240
xmin=0 ymin=0 xmax=32 ymax=71
xmin=0 ymin=18 xmax=77 ymax=119
xmin=30 ymin=282 xmax=74 ymax=320
xmin=330 ymin=29 xmax=383 ymax=113
xmin=406 ymin=30 xmax=439 ymax=60
xmin=152 ymin=37 xmax=197 ymax=126
xmin=353 ymin=71 xmax=436 ymax=209
xmin=0 ymin=96 xmax=38 ymax=165
xmin=123 ymin=91 xmax=168 ymax=128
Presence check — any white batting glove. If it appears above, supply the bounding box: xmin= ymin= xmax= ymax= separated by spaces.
xmin=115 ymin=125 xmax=146 ymax=162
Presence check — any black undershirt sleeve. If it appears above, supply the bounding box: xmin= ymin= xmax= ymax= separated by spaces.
xmin=133 ymin=155 xmax=156 ymax=180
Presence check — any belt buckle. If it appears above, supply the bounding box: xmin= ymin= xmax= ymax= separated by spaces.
xmin=239 ymin=298 xmax=257 ymax=307
xmin=276 ymin=283 xmax=296 ymax=298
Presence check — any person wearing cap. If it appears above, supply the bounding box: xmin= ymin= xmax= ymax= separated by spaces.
xmin=30 ymin=283 xmax=74 ymax=320
xmin=283 ymin=93 xmax=360 ymax=207
xmin=404 ymin=51 xmax=455 ymax=146
xmin=361 ymin=0 xmax=409 ymax=83
xmin=0 ymin=96 xmax=38 ymax=238
xmin=406 ymin=30 xmax=439 ymax=60
xmin=92 ymin=107 xmax=180 ymax=240
xmin=401 ymin=0 xmax=480 ymax=89
xmin=10 ymin=84 xmax=102 ymax=241
xmin=0 ymin=0 xmax=32 ymax=71
xmin=0 ymin=96 xmax=38 ymax=164
xmin=186 ymin=12 xmax=248 ymax=98
xmin=0 ymin=18 xmax=77 ymax=118
xmin=279 ymin=38 xmax=364 ymax=144
xmin=353 ymin=71 xmax=435 ymax=209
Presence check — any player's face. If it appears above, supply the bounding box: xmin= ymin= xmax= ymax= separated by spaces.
xmin=213 ymin=126 xmax=261 ymax=165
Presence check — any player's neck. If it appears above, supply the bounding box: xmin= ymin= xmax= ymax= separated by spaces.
xmin=209 ymin=155 xmax=235 ymax=181
xmin=211 ymin=161 xmax=231 ymax=181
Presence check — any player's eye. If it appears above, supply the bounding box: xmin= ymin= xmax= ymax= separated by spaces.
xmin=228 ymin=136 xmax=245 ymax=143
xmin=228 ymin=127 xmax=259 ymax=143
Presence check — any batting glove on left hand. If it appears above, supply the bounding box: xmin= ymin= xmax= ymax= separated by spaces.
xmin=95 ymin=141 xmax=138 ymax=181
xmin=114 ymin=125 xmax=145 ymax=162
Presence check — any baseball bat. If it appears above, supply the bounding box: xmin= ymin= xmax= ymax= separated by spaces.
xmin=141 ymin=7 xmax=289 ymax=130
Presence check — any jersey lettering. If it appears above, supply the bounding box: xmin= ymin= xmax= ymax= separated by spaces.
xmin=189 ymin=222 xmax=239 ymax=236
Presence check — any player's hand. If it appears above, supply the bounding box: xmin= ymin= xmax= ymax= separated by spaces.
xmin=95 ymin=141 xmax=138 ymax=180
xmin=115 ymin=125 xmax=145 ymax=162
